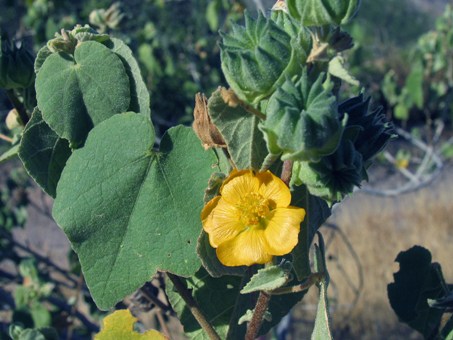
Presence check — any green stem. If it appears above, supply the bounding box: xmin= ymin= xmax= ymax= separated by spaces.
xmin=245 ymin=291 xmax=271 ymax=340
xmin=166 ymin=273 xmax=221 ymax=340
xmin=6 ymin=89 xmax=29 ymax=126
xmin=259 ymin=153 xmax=280 ymax=172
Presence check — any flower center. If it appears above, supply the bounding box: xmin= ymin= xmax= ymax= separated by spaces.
xmin=237 ymin=192 xmax=271 ymax=226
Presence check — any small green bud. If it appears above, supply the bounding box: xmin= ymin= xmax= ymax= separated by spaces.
xmin=287 ymin=0 xmax=361 ymax=27
xmin=47 ymin=25 xmax=109 ymax=54
xmin=6 ymin=109 xmax=22 ymax=130
xmin=260 ymin=70 xmax=345 ymax=162
xmin=220 ymin=11 xmax=307 ymax=106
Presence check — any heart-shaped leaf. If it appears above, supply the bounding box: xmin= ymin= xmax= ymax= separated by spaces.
xmin=53 ymin=113 xmax=216 ymax=309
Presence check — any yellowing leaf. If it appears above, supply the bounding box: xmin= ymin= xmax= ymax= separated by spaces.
xmin=95 ymin=309 xmax=168 ymax=340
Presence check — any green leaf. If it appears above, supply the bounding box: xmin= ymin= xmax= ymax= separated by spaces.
xmin=312 ymin=233 xmax=333 ymax=340
xmin=166 ymin=268 xmax=243 ymax=339
xmin=34 ymin=46 xmax=52 ymax=74
xmin=240 ymin=265 xmax=289 ymax=294
xmin=36 ymin=41 xmax=130 ymax=146
xmin=0 ymin=144 xmax=19 ymax=163
xmin=290 ymin=185 xmax=331 ymax=281
xmin=328 ymin=56 xmax=360 ymax=86
xmin=206 ymin=0 xmax=220 ymax=32
xmin=19 ymin=109 xmax=71 ymax=197
xmin=105 ymin=38 xmax=151 ymax=117
xmin=30 ymin=302 xmax=52 ymax=328
xmin=52 ymin=114 xmax=217 ymax=310
xmin=207 ymin=88 xmax=267 ymax=170
xmin=387 ymin=246 xmax=446 ymax=338
xmin=405 ymin=60 xmax=424 ymax=109
xmin=394 ymin=103 xmax=409 ymax=121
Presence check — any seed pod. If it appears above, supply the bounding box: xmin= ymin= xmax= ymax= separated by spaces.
xmin=292 ymin=139 xmax=363 ymax=205
xmin=287 ymin=0 xmax=361 ymax=27
xmin=260 ymin=70 xmax=345 ymax=162
xmin=219 ymin=11 xmax=307 ymax=106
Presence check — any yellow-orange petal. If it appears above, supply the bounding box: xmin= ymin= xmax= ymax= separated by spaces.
xmin=216 ymin=228 xmax=273 ymax=266
xmin=220 ymin=170 xmax=260 ymax=204
xmin=256 ymin=171 xmax=291 ymax=207
xmin=204 ymin=197 xmax=244 ymax=248
xmin=201 ymin=196 xmax=221 ymax=226
xmin=264 ymin=207 xmax=305 ymax=255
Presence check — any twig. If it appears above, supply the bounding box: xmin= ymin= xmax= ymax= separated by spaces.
xmin=139 ymin=286 xmax=174 ymax=315
xmin=270 ymin=273 xmax=323 ymax=295
xmin=0 ymin=229 xmax=80 ymax=286
xmin=166 ymin=273 xmax=221 ymax=340
xmin=0 ymin=133 xmax=13 ymax=143
xmin=6 ymin=89 xmax=29 ymax=125
xmin=245 ymin=291 xmax=270 ymax=340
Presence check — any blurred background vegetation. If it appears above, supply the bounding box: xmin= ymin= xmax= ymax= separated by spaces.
xmin=0 ymin=0 xmax=452 ymax=339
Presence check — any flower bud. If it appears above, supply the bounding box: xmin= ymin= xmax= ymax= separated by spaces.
xmin=6 ymin=109 xmax=21 ymax=130
xmin=47 ymin=25 xmax=109 ymax=54
xmin=338 ymin=94 xmax=395 ymax=166
xmin=0 ymin=34 xmax=34 ymax=89
xmin=287 ymin=0 xmax=361 ymax=27
xmin=219 ymin=11 xmax=307 ymax=106
xmin=260 ymin=70 xmax=345 ymax=162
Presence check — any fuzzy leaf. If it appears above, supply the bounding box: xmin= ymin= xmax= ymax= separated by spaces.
xmin=19 ymin=109 xmax=71 ymax=197
xmin=241 ymin=265 xmax=289 ymax=294
xmin=105 ymin=38 xmax=151 ymax=117
xmin=53 ymin=114 xmax=217 ymax=309
xmin=207 ymin=88 xmax=267 ymax=170
xmin=328 ymin=56 xmax=359 ymax=86
xmin=312 ymin=234 xmax=333 ymax=340
xmin=36 ymin=40 xmax=130 ymax=146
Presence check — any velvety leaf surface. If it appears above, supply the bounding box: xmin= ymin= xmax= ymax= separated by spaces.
xmin=53 ymin=113 xmax=216 ymax=309
xmin=290 ymin=185 xmax=331 ymax=281
xmin=207 ymin=88 xmax=267 ymax=170
xmin=241 ymin=265 xmax=288 ymax=294
xmin=105 ymin=38 xmax=151 ymax=117
xmin=19 ymin=109 xmax=71 ymax=197
xmin=36 ymin=41 xmax=130 ymax=146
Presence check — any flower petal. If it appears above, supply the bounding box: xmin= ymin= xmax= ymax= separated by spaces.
xmin=203 ymin=198 xmax=244 ymax=248
xmin=256 ymin=171 xmax=291 ymax=207
xmin=264 ymin=207 xmax=305 ymax=255
xmin=216 ymin=228 xmax=273 ymax=266
xmin=220 ymin=170 xmax=259 ymax=204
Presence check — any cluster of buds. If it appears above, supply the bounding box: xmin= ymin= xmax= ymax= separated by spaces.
xmin=195 ymin=0 xmax=393 ymax=206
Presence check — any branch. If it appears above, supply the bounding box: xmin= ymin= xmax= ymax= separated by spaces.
xmin=166 ymin=273 xmax=221 ymax=340
xmin=245 ymin=291 xmax=270 ymax=340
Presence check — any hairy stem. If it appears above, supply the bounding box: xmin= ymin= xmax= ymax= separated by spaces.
xmin=166 ymin=273 xmax=221 ymax=340
xmin=245 ymin=291 xmax=271 ymax=340
xmin=280 ymin=160 xmax=293 ymax=186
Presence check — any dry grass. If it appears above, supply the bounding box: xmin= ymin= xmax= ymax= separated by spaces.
xmin=290 ymin=166 xmax=453 ymax=339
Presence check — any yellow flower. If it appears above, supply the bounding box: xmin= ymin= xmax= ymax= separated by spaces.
xmin=202 ymin=169 xmax=306 ymax=267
